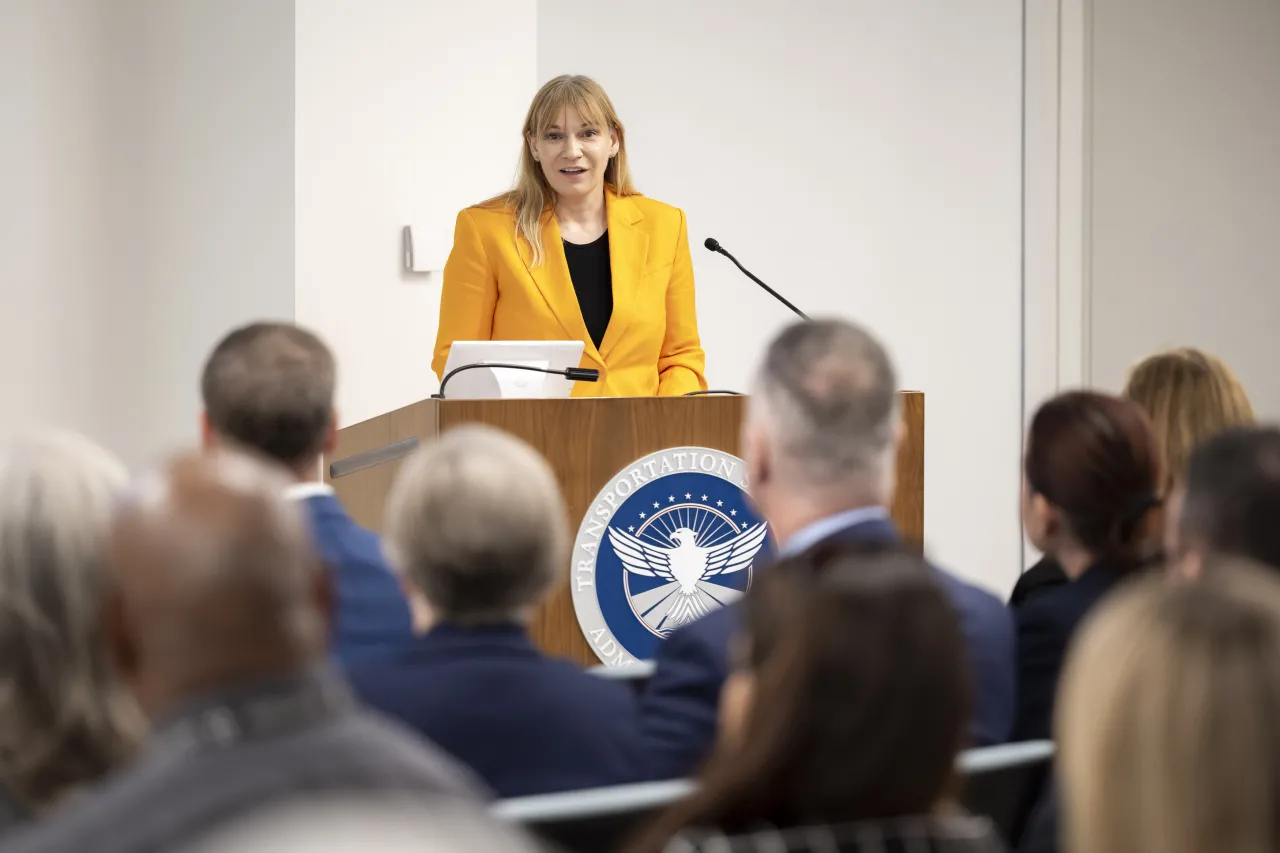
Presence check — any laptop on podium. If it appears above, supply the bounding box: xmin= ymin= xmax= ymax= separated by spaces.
xmin=440 ymin=341 xmax=586 ymax=400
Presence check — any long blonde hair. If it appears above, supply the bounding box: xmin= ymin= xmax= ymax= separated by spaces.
xmin=488 ymin=75 xmax=638 ymax=267
xmin=1058 ymin=560 xmax=1280 ymax=853
xmin=1123 ymin=347 xmax=1256 ymax=495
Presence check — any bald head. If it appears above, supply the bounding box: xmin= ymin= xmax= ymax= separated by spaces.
xmin=106 ymin=450 xmax=329 ymax=718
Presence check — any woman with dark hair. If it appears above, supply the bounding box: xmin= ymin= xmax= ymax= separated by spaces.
xmin=1011 ymin=391 xmax=1161 ymax=743
xmin=629 ymin=548 xmax=1004 ymax=853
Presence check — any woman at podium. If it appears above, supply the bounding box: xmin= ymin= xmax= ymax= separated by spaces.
xmin=432 ymin=75 xmax=708 ymax=397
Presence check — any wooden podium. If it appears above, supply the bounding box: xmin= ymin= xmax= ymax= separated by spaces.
xmin=325 ymin=393 xmax=923 ymax=666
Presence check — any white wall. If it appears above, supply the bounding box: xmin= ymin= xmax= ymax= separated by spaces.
xmin=1086 ymin=0 xmax=1280 ymax=416
xmin=294 ymin=0 xmax=538 ymax=428
xmin=539 ymin=0 xmax=1025 ymax=593
xmin=105 ymin=0 xmax=296 ymax=466
xmin=0 ymin=0 xmax=113 ymax=439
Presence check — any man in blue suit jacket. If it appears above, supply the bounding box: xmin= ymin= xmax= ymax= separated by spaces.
xmin=200 ymin=323 xmax=413 ymax=669
xmin=348 ymin=426 xmax=647 ymax=798
xmin=639 ymin=320 xmax=1016 ymax=781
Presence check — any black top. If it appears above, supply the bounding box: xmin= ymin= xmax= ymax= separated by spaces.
xmin=563 ymin=231 xmax=613 ymax=350
xmin=1011 ymin=560 xmax=1128 ymax=742
xmin=1008 ymin=557 xmax=1069 ymax=608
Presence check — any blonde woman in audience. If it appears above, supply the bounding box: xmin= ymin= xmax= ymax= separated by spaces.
xmin=1058 ymin=559 xmax=1280 ymax=853
xmin=0 ymin=432 xmax=144 ymax=831
xmin=630 ymin=546 xmax=1005 ymax=853
xmin=1124 ymin=346 xmax=1256 ymax=497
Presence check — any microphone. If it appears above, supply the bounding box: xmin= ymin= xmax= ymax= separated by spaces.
xmin=433 ymin=362 xmax=599 ymax=400
xmin=703 ymin=238 xmax=809 ymax=321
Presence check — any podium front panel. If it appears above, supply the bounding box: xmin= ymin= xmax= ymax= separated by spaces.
xmin=328 ymin=393 xmax=923 ymax=666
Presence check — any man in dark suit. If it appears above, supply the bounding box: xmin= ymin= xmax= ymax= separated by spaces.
xmin=199 ymin=322 xmax=412 ymax=668
xmin=347 ymin=426 xmax=647 ymax=798
xmin=639 ymin=319 xmax=1016 ymax=781
xmin=0 ymin=450 xmax=484 ymax=853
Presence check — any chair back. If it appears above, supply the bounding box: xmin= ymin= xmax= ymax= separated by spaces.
xmin=493 ymin=778 xmax=692 ymax=852
xmin=494 ymin=741 xmax=1054 ymax=852
xmin=958 ymin=740 xmax=1054 ymax=846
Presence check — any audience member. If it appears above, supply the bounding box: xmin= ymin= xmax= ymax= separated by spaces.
xmin=199 ymin=322 xmax=412 ymax=668
xmin=0 ymin=433 xmax=143 ymax=831
xmin=1011 ymin=391 xmax=1160 ymax=742
xmin=1010 ymin=347 xmax=1254 ymax=607
xmin=348 ymin=425 xmax=646 ymax=797
xmin=1058 ymin=559 xmax=1280 ymax=853
xmin=640 ymin=319 xmax=1014 ymax=781
xmin=630 ymin=547 xmax=1005 ymax=853
xmin=1167 ymin=426 xmax=1280 ymax=576
xmin=0 ymin=450 xmax=481 ymax=853
xmin=1124 ymin=346 xmax=1256 ymax=496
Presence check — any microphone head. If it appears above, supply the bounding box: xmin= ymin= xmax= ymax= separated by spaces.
xmin=703 ymin=237 xmax=721 ymax=253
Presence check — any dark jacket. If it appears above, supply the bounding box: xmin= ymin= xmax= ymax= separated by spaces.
xmin=1011 ymin=560 xmax=1128 ymax=742
xmin=301 ymin=493 xmax=414 ymax=669
xmin=348 ymin=623 xmax=647 ymax=798
xmin=1008 ymin=558 xmax=1068 ymax=608
xmin=638 ymin=515 xmax=1017 ymax=780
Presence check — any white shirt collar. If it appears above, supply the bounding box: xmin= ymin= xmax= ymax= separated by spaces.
xmin=284 ymin=482 xmax=335 ymax=501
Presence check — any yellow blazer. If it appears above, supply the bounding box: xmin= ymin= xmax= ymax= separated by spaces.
xmin=432 ymin=191 xmax=708 ymax=397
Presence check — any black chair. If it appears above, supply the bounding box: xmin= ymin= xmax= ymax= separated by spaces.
xmin=958 ymin=740 xmax=1055 ymax=846
xmin=587 ymin=660 xmax=655 ymax=695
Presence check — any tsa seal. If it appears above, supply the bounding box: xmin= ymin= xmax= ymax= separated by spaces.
xmin=571 ymin=447 xmax=772 ymax=666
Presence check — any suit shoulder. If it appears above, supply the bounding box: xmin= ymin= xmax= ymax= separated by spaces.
xmin=461 ymin=198 xmax=519 ymax=226
xmin=658 ymin=606 xmax=736 ymax=660
xmin=932 ymin=565 xmax=1006 ymax=611
xmin=627 ymin=193 xmax=684 ymax=224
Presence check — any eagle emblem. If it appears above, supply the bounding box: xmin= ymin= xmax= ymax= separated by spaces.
xmin=571 ymin=447 xmax=772 ymax=665
xmin=607 ymin=521 xmax=769 ymax=633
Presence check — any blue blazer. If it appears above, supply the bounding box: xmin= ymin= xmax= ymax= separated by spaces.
xmin=638 ymin=516 xmax=1016 ymax=780
xmin=301 ymin=494 xmax=413 ymax=669
xmin=348 ymin=623 xmax=648 ymax=799
xmin=1012 ymin=560 xmax=1127 ymax=742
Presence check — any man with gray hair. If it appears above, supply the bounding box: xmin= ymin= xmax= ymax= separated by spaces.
xmin=347 ymin=425 xmax=646 ymax=798
xmin=639 ymin=320 xmax=1016 ymax=780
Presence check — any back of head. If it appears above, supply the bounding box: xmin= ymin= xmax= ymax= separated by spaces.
xmin=1024 ymin=391 xmax=1161 ymax=568
xmin=386 ymin=425 xmax=567 ymax=625
xmin=748 ymin=319 xmax=899 ymax=500
xmin=1058 ymin=558 xmax=1280 ymax=853
xmin=0 ymin=432 xmax=142 ymax=809
xmin=1179 ymin=427 xmax=1280 ymax=571
xmin=200 ymin=322 xmax=336 ymax=470
xmin=107 ymin=450 xmax=327 ymax=717
xmin=1123 ymin=347 xmax=1256 ymax=495
xmin=636 ymin=547 xmax=968 ymax=846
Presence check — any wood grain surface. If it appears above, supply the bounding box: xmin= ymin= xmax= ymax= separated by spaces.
xmin=327 ymin=392 xmax=924 ymax=665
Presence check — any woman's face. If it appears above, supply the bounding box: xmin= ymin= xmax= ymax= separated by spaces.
xmin=528 ymin=105 xmax=618 ymax=204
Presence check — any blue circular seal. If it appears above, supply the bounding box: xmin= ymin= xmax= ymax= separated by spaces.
xmin=571 ymin=447 xmax=772 ymax=665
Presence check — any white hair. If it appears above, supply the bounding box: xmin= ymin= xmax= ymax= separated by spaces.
xmin=385 ymin=426 xmax=567 ymax=624
xmin=0 ymin=430 xmax=143 ymax=810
